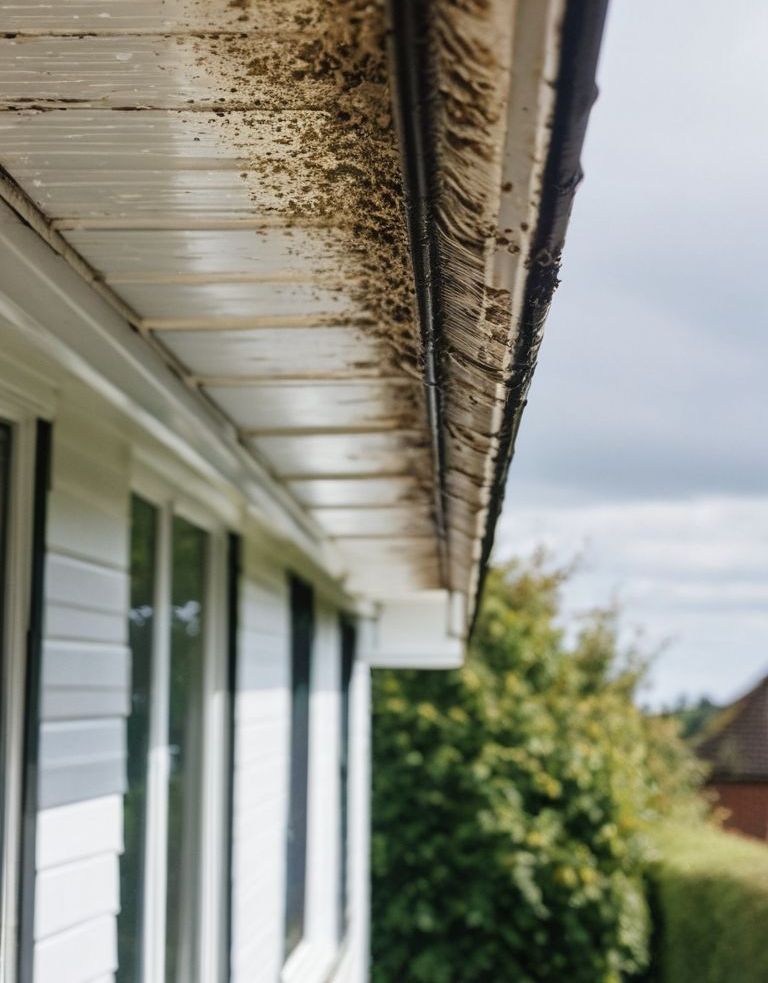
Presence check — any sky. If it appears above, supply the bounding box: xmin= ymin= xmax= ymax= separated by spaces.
xmin=496 ymin=0 xmax=768 ymax=709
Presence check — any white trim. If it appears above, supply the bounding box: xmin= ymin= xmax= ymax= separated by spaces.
xmin=281 ymin=938 xmax=336 ymax=983
xmin=131 ymin=446 xmax=241 ymax=534
xmin=0 ymin=352 xmax=57 ymax=423
xmin=131 ymin=411 xmax=357 ymax=619
xmin=0 ymin=399 xmax=37 ymax=983
xmin=0 ymin=200 xmax=344 ymax=581
xmin=347 ymin=638 xmax=372 ymax=983
xmin=366 ymin=591 xmax=465 ymax=668
xmin=143 ymin=500 xmax=171 ymax=983
xmin=199 ymin=529 xmax=230 ymax=982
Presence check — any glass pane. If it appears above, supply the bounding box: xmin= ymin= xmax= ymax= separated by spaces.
xmin=117 ymin=495 xmax=157 ymax=983
xmin=166 ymin=516 xmax=207 ymax=983
xmin=284 ymin=576 xmax=313 ymax=958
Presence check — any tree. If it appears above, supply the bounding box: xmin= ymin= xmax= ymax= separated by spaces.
xmin=371 ymin=559 xmax=702 ymax=983
xmin=661 ymin=695 xmax=720 ymax=741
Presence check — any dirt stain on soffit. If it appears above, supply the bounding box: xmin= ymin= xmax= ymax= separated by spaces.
xmin=188 ymin=0 xmax=436 ymax=488
xmin=198 ymin=0 xmax=552 ymax=578
xmin=195 ymin=0 xmax=421 ymax=356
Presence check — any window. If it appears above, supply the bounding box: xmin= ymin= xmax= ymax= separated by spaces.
xmin=118 ymin=497 xmax=214 ymax=983
xmin=338 ymin=617 xmax=356 ymax=938
xmin=284 ymin=575 xmax=314 ymax=959
xmin=117 ymin=497 xmax=158 ymax=983
xmin=165 ymin=516 xmax=207 ymax=983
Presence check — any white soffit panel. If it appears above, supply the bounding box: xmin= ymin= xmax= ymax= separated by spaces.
xmin=287 ymin=476 xmax=421 ymax=509
xmin=310 ymin=506 xmax=434 ymax=539
xmin=66 ymin=229 xmax=342 ymax=279
xmin=245 ymin=432 xmax=425 ymax=480
xmin=0 ymin=0 xmax=442 ymax=598
xmin=206 ymin=381 xmax=420 ymax=431
xmin=0 ymin=0 xmax=577 ymax=625
xmin=367 ymin=591 xmax=465 ymax=669
xmin=119 ymin=282 xmax=355 ymax=321
xmin=158 ymin=328 xmax=386 ymax=381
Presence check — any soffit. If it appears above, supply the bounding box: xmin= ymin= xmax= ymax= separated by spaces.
xmin=0 ymin=0 xmax=439 ymax=597
xmin=0 ymin=0 xmax=594 ymax=621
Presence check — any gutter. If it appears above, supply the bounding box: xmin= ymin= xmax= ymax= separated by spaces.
xmin=471 ymin=0 xmax=609 ymax=632
xmin=389 ymin=0 xmax=608 ymax=630
xmin=386 ymin=0 xmax=451 ymax=588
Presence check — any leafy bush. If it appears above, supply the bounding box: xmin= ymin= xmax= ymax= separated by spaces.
xmin=647 ymin=823 xmax=768 ymax=982
xmin=371 ymin=560 xmax=702 ymax=983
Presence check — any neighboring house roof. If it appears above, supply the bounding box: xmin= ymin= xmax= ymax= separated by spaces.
xmin=698 ymin=675 xmax=768 ymax=782
xmin=0 ymin=0 xmax=607 ymax=643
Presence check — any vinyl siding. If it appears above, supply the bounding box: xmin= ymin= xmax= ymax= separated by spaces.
xmin=230 ymin=536 xmax=372 ymax=983
xmin=33 ymin=408 xmax=130 ymax=983
xmin=305 ymin=601 xmax=342 ymax=948
xmin=230 ymin=531 xmax=291 ymax=983
xmin=26 ymin=404 xmax=371 ymax=983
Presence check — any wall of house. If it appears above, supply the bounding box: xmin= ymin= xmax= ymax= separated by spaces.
xmin=0 ymin=330 xmax=370 ymax=982
xmin=230 ymin=528 xmax=292 ymax=983
xmin=231 ymin=528 xmax=371 ymax=983
xmin=34 ymin=405 xmax=131 ymax=983
xmin=710 ymin=782 xmax=768 ymax=841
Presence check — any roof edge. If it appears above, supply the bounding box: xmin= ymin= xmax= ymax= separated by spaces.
xmin=386 ymin=0 xmax=451 ymax=591
xmin=470 ymin=0 xmax=609 ymax=632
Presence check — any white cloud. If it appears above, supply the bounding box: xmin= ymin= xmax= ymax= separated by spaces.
xmin=494 ymin=497 xmax=768 ymax=707
xmin=496 ymin=0 xmax=768 ymax=708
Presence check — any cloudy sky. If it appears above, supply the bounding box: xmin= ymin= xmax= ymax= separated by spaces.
xmin=497 ymin=0 xmax=768 ymax=708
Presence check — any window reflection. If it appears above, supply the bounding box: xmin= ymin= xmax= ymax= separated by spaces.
xmin=284 ymin=576 xmax=313 ymax=959
xmin=166 ymin=516 xmax=207 ymax=983
xmin=118 ymin=496 xmax=157 ymax=983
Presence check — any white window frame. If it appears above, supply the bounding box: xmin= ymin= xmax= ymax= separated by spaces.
xmin=282 ymin=595 xmax=349 ymax=983
xmin=130 ymin=463 xmax=231 ymax=983
xmin=0 ymin=389 xmax=47 ymax=983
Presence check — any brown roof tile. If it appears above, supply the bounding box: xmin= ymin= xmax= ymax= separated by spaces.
xmin=698 ymin=675 xmax=768 ymax=781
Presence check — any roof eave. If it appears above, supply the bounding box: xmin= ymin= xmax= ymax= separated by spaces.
xmin=388 ymin=0 xmax=609 ymax=631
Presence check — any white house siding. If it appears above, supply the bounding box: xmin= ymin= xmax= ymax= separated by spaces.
xmin=230 ymin=531 xmax=372 ymax=983
xmin=0 ymin=328 xmax=371 ymax=982
xmin=230 ymin=529 xmax=291 ymax=983
xmin=34 ymin=407 xmax=131 ymax=983
xmin=305 ymin=600 xmax=342 ymax=951
xmin=331 ymin=653 xmax=372 ymax=983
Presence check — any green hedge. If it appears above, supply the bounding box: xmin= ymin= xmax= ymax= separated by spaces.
xmin=648 ymin=823 xmax=768 ymax=982
xmin=371 ymin=563 xmax=704 ymax=983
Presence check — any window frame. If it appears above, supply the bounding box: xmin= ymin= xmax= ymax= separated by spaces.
xmin=223 ymin=532 xmax=241 ymax=983
xmin=338 ymin=616 xmax=356 ymax=941
xmin=0 ymin=397 xmax=45 ymax=983
xmin=128 ymin=465 xmax=231 ymax=983
xmin=117 ymin=494 xmax=159 ymax=983
xmin=284 ymin=574 xmax=315 ymax=962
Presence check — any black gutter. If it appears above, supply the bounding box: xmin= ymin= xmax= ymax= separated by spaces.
xmin=386 ymin=0 xmax=450 ymax=587
xmin=471 ymin=0 xmax=610 ymax=632
xmin=388 ymin=0 xmax=608 ymax=618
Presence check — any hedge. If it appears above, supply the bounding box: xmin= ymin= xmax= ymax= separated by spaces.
xmin=648 ymin=823 xmax=768 ymax=982
xmin=371 ymin=562 xmax=704 ymax=983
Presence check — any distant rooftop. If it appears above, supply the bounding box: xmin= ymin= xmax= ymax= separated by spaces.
xmin=698 ymin=674 xmax=768 ymax=782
